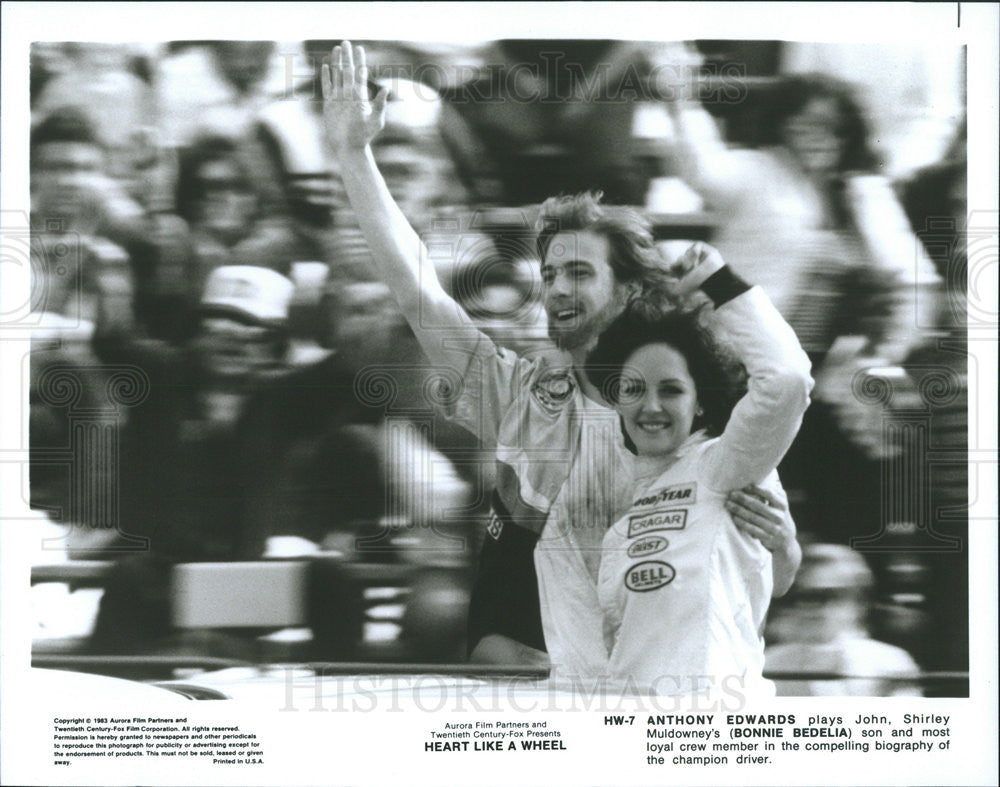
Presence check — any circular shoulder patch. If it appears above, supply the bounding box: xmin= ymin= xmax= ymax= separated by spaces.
xmin=531 ymin=369 xmax=576 ymax=411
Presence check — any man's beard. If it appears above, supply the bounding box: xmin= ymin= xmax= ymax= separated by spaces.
xmin=548 ymin=297 xmax=624 ymax=352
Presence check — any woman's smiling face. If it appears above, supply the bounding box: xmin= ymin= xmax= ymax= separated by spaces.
xmin=617 ymin=342 xmax=700 ymax=457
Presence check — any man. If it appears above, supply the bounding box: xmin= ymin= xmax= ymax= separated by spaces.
xmin=98 ymin=268 xmax=297 ymax=533
xmin=321 ymin=43 xmax=798 ymax=664
xmin=30 ymin=109 xmax=145 ymax=323
xmin=87 ymin=265 xmax=296 ymax=651
xmin=30 ymin=106 xmax=204 ymax=341
xmin=29 ymin=109 xmax=147 ymax=533
xmin=765 ymin=543 xmax=921 ymax=697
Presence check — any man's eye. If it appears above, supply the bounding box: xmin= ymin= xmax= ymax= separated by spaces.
xmin=541 ymin=270 xmax=555 ymax=285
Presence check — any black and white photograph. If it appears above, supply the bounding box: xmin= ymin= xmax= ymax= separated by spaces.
xmin=1 ymin=3 xmax=997 ymax=785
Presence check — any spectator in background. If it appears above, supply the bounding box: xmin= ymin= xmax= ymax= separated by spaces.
xmin=29 ymin=108 xmax=143 ymax=570
xmin=252 ymin=60 xmax=475 ymax=292
xmin=780 ymin=42 xmax=964 ymax=178
xmin=91 ymin=266 xmax=297 ymax=555
xmin=893 ymin=117 xmax=969 ymax=682
xmin=156 ymin=41 xmax=292 ymax=148
xmin=27 ymin=227 xmax=155 ymax=567
xmin=670 ymin=73 xmax=941 ymax=364
xmin=437 ymin=39 xmax=700 ymax=206
xmin=156 ymin=41 xmax=329 ymax=280
xmin=30 ymin=106 xmax=200 ymax=343
xmin=175 ymin=135 xmax=305 ymax=290
xmin=89 ymin=265 xmax=297 ymax=652
xmin=666 ymin=73 xmax=943 ymax=545
xmin=32 ymin=43 xmax=155 ymax=178
xmin=30 ymin=108 xmax=140 ymax=328
xmin=369 ymin=77 xmax=467 ymax=219
xmin=899 ymin=114 xmax=967 ymax=321
xmin=449 ymin=252 xmax=549 ymax=357
xmin=321 ymin=75 xmax=473 ymax=286
xmin=312 ymin=279 xmax=476 ymax=554
xmin=244 ymin=277 xmax=463 ymax=556
xmin=765 ymin=543 xmax=921 ymax=696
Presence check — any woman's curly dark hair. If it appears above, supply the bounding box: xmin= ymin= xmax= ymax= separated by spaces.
xmin=765 ymin=73 xmax=882 ymax=229
xmin=769 ymin=73 xmax=880 ymax=174
xmin=175 ymin=135 xmax=259 ymax=225
xmin=585 ymin=303 xmax=747 ymax=439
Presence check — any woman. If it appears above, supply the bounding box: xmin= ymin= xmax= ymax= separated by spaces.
xmin=175 ymin=135 xmax=304 ymax=289
xmin=539 ymin=243 xmax=812 ymax=693
xmin=667 ymin=75 xmax=942 ymax=543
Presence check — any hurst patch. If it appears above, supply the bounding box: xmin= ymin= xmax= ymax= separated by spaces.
xmin=627 ymin=508 xmax=687 ymax=538
xmin=625 ymin=560 xmax=675 ymax=592
xmin=632 ymin=482 xmax=697 ymax=509
xmin=486 ymin=511 xmax=504 ymax=540
xmin=627 ymin=535 xmax=669 ymax=559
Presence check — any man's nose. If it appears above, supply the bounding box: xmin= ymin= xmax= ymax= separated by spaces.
xmin=547 ymin=271 xmax=573 ymax=297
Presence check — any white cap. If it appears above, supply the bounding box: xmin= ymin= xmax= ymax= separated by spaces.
xmin=200 ymin=265 xmax=294 ymax=325
xmin=797 ymin=543 xmax=874 ymax=592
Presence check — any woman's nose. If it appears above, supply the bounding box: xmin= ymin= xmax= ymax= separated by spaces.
xmin=640 ymin=389 xmax=663 ymax=413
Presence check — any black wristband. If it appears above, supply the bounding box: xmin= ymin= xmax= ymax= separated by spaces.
xmin=701 ymin=265 xmax=752 ymax=307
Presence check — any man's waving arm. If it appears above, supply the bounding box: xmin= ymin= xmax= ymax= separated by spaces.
xmin=322 ymin=43 xmax=487 ymax=371
xmin=323 ymin=43 xmax=530 ymax=446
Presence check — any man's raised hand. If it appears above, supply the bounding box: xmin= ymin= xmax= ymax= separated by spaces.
xmin=321 ymin=42 xmax=388 ymax=156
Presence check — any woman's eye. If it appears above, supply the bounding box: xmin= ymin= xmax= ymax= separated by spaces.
xmin=618 ymin=379 xmax=645 ymax=401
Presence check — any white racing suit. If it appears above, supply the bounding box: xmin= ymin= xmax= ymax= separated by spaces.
xmin=538 ymin=283 xmax=813 ymax=695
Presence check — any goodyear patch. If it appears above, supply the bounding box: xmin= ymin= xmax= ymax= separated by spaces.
xmin=624 ymin=560 xmax=675 ymax=592
xmin=632 ymin=482 xmax=697 ymax=508
xmin=626 ymin=535 xmax=669 ymax=559
xmin=627 ymin=508 xmax=687 ymax=538
xmin=486 ymin=511 xmax=504 ymax=541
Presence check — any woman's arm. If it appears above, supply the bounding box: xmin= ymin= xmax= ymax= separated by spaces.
xmin=664 ymin=97 xmax=747 ymax=212
xmin=669 ymin=244 xmax=814 ymax=492
xmin=846 ymin=174 xmax=942 ymax=364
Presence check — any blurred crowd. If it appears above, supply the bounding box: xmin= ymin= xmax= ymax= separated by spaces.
xmin=28 ymin=40 xmax=968 ymax=692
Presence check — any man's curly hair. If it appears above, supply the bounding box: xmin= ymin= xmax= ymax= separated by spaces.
xmin=535 ymin=192 xmax=671 ymax=302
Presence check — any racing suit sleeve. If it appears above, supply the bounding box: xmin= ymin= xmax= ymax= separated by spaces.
xmin=695 ymin=268 xmax=814 ymax=492
xmin=438 ymin=334 xmax=537 ymax=449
